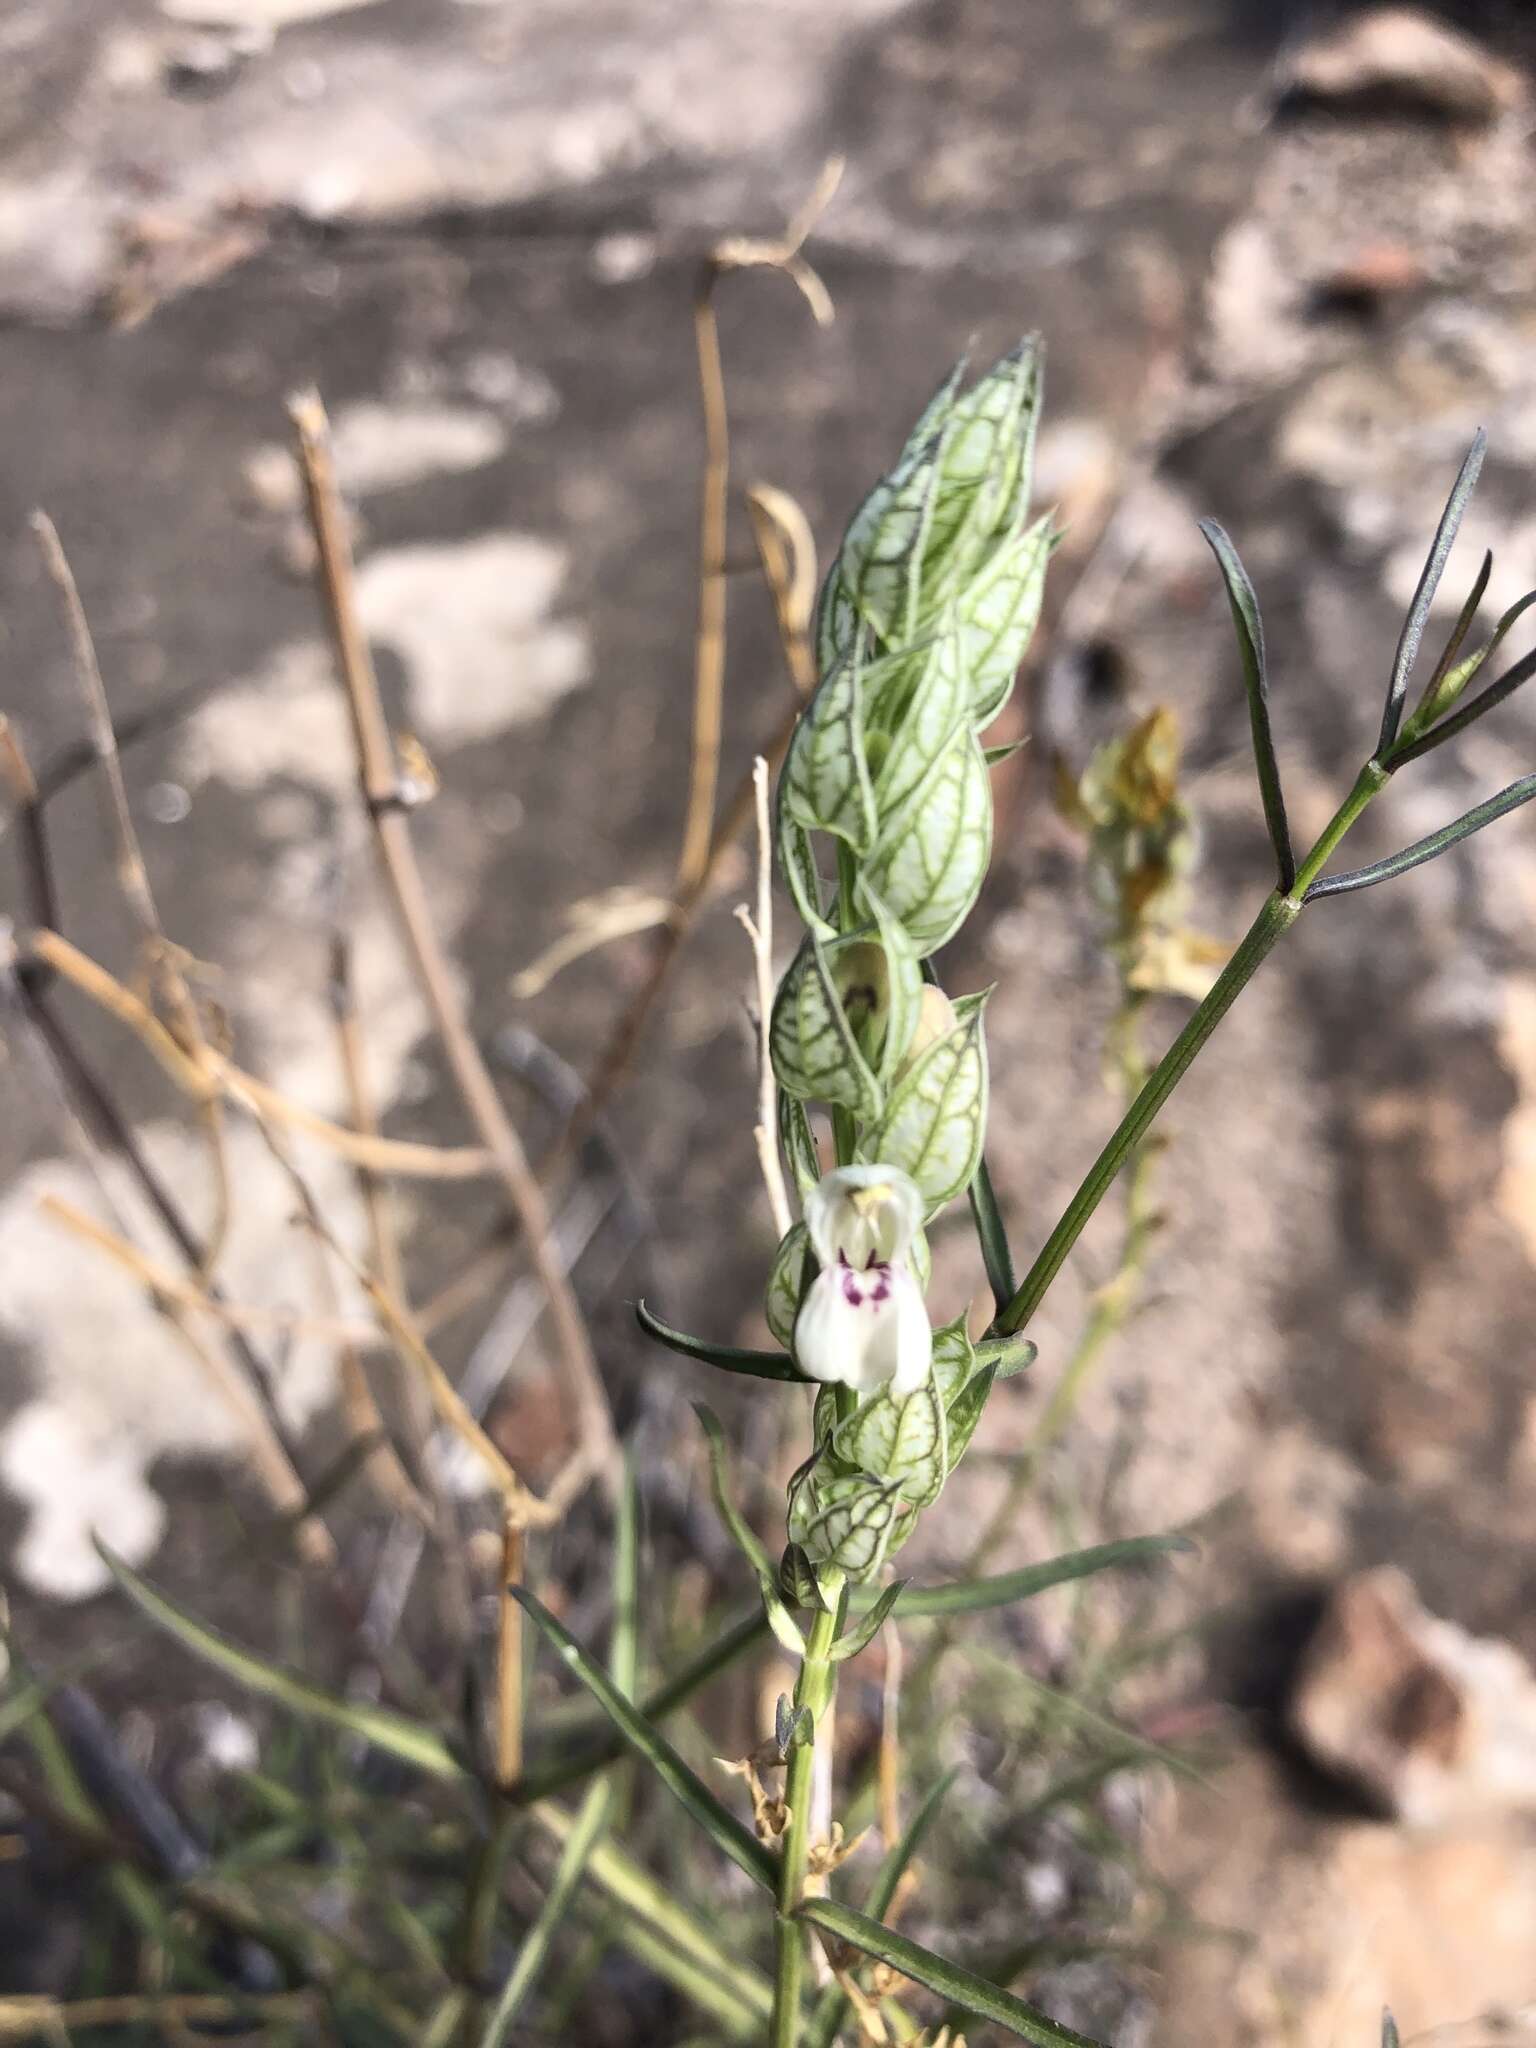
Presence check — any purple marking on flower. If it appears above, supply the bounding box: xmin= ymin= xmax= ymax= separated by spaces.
xmin=838 ymin=1256 xmax=895 ymax=1311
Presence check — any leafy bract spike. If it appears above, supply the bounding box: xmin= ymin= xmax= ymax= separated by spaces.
xmin=635 ymin=1300 xmax=807 ymax=1383
xmin=1199 ymin=519 xmax=1295 ymax=894
xmin=862 ymin=730 xmax=993 ymax=952
xmin=795 ymin=1898 xmax=1108 ymax=2047
xmin=1305 ymin=771 xmax=1536 ymax=901
xmin=1378 ymin=428 xmax=1487 ymax=755
xmin=509 ymin=1587 xmax=778 ymax=1892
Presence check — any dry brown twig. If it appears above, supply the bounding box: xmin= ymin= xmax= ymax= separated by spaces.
xmin=30 ymin=511 xmax=236 ymax=1280
xmin=19 ymin=927 xmax=494 ymax=1181
xmin=289 ymin=389 xmax=619 ymax=1502
xmin=734 ymin=755 xmax=793 ymax=1240
xmin=495 ymin=1513 xmax=526 ymax=1788
xmin=676 ymin=156 xmax=843 ymax=895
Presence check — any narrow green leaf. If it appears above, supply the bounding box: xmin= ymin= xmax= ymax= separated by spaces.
xmin=796 ymin=1898 xmax=1108 ymax=2047
xmin=510 ymin=1588 xmax=777 ymax=1892
xmin=984 ymin=738 xmax=1028 ymax=766
xmin=770 ymin=930 xmax=884 ymax=1119
xmin=776 ymin=806 xmax=834 ymax=938
xmin=1305 ymin=770 xmax=1536 ymax=901
xmin=763 ymin=1222 xmax=811 ymax=1349
xmin=635 ymin=1300 xmax=805 ymax=1383
xmin=862 ymin=730 xmax=992 ymax=952
xmin=867 ymin=992 xmax=989 ymax=1212
xmin=968 ymin=1153 xmax=1016 ymax=1312
xmin=1379 ymin=429 xmax=1486 ymax=754
xmin=1403 ymin=546 xmax=1491 ymax=738
xmin=806 ymin=1768 xmax=958 ymax=2048
xmin=1381 ymin=2012 xmax=1401 ymax=2048
xmin=695 ymin=1406 xmax=773 ymax=1579
xmin=513 ymin=1610 xmax=770 ymax=1805
xmin=481 ymin=1462 xmax=642 ymax=2046
xmin=783 ymin=649 xmax=878 ymax=853
xmin=95 ymin=1542 xmax=466 ymax=1782
xmin=848 ymin=1533 xmax=1194 ymax=1618
xmin=829 ymin=1579 xmax=907 ymax=1664
xmin=1387 ymin=628 xmax=1536 ymax=768
xmin=1199 ymin=519 xmax=1295 ymax=894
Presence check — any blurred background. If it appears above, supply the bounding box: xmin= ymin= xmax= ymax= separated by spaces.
xmin=5 ymin=0 xmax=1536 ymax=2040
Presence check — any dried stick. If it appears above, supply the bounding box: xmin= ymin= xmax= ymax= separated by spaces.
xmin=290 ymin=390 xmax=619 ymax=1497
xmin=33 ymin=1196 xmax=378 ymax=1347
xmin=31 ymin=511 xmax=235 ymax=1280
xmin=0 ymin=718 xmax=61 ymax=939
xmin=20 ymin=928 xmax=494 ymax=1180
xmin=495 ymin=1514 xmax=526 ymax=1788
xmin=675 ymin=160 xmax=842 ymax=894
xmin=746 ymin=484 xmax=819 ymax=699
xmin=329 ymin=931 xmax=436 ymax=1459
xmin=733 ymin=757 xmax=793 ymax=1240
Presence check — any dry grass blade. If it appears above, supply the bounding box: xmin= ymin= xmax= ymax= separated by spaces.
xmin=22 ymin=927 xmax=494 ymax=1180
xmin=31 ymin=510 xmax=236 ymax=1280
xmin=735 ymin=756 xmax=794 ymax=1239
xmin=746 ymin=484 xmax=820 ymax=699
xmin=676 ymin=158 xmax=843 ymax=895
xmin=290 ymin=389 xmax=619 ymax=1500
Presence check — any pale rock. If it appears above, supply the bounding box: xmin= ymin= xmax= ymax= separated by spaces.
xmin=1291 ymin=1568 xmax=1536 ymax=1827
xmin=1276 ymin=8 xmax=1526 ymax=127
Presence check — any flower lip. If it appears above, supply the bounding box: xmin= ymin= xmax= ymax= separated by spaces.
xmin=804 ymin=1164 xmax=922 ymax=1272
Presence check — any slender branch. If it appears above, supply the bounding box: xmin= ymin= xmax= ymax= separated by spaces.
xmin=677 ymin=162 xmax=842 ymax=893
xmin=290 ymin=390 xmax=619 ymax=1497
xmin=31 ymin=510 xmax=235 ymax=1279
xmin=20 ymin=927 xmax=495 ymax=1179
xmin=736 ymin=756 xmax=794 ymax=1239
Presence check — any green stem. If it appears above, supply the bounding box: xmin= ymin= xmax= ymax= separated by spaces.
xmin=998 ymin=756 xmax=1389 ymax=1337
xmin=772 ymin=1601 xmax=841 ymax=2048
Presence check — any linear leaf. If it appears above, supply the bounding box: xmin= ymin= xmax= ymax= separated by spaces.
xmin=1386 ymin=630 xmax=1536 ymax=768
xmin=796 ymin=1898 xmax=1108 ymax=2046
xmin=868 ymin=991 xmax=989 ymax=1212
xmin=695 ymin=1405 xmax=773 ymax=1579
xmin=96 ymin=1543 xmax=466 ymax=1783
xmin=862 ymin=730 xmax=992 ymax=952
xmin=1402 ymin=546 xmax=1491 ymax=738
xmin=510 ymin=1588 xmax=777 ymax=1892
xmin=513 ymin=1610 xmax=770 ymax=1804
xmin=830 ymin=1579 xmax=908 ymax=1664
xmin=782 ymin=648 xmax=878 ymax=853
xmin=1305 ymin=771 xmax=1536 ymax=900
xmin=1199 ymin=519 xmax=1294 ymax=893
xmin=847 ymin=1533 xmax=1194 ymax=1618
xmin=1379 ymin=429 xmax=1487 ymax=753
xmin=968 ymin=1153 xmax=1017 ymax=1313
xmin=807 ymin=1767 xmax=959 ymax=2048
xmin=1381 ymin=2013 xmax=1401 ymax=2048
xmin=635 ymin=1299 xmax=806 ymax=1383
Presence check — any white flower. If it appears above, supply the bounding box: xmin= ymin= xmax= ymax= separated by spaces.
xmin=794 ymin=1165 xmax=932 ymax=1396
